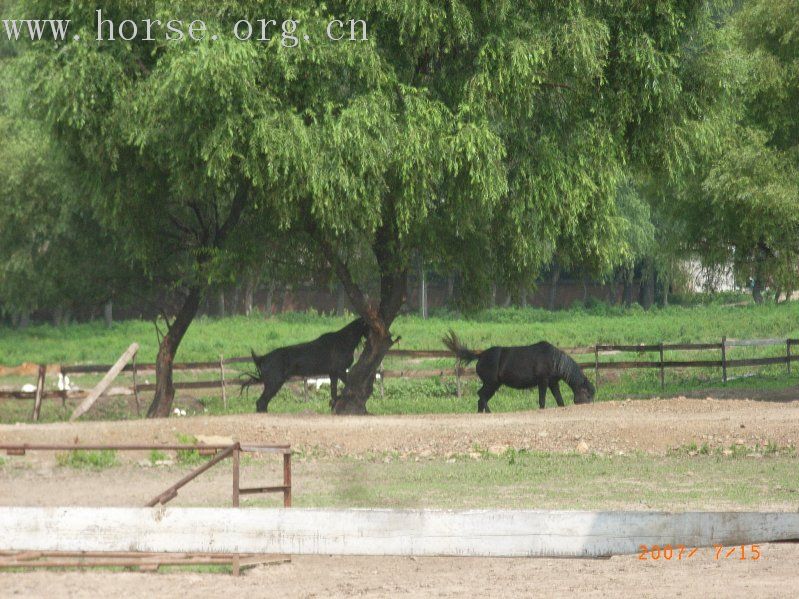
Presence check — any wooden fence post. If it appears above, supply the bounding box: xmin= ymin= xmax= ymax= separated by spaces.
xmin=787 ymin=340 xmax=792 ymax=376
xmin=721 ymin=336 xmax=727 ymax=384
xmin=594 ymin=345 xmax=600 ymax=390
xmin=659 ymin=342 xmax=665 ymax=390
xmin=455 ymin=365 xmax=462 ymax=399
xmin=232 ymin=445 xmax=240 ymax=576
xmin=58 ymin=364 xmax=67 ymax=417
xmin=283 ymin=452 xmax=292 ymax=508
xmin=131 ymin=353 xmax=141 ymax=417
xmin=31 ymin=365 xmax=46 ymax=422
xmin=219 ymin=355 xmax=227 ymax=411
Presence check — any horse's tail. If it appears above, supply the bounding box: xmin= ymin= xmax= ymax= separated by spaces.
xmin=239 ymin=349 xmax=263 ymax=397
xmin=442 ymin=330 xmax=481 ymax=364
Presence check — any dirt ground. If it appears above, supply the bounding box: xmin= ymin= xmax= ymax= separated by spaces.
xmin=2 ymin=548 xmax=797 ymax=599
xmin=2 ymin=396 xmax=799 ymax=597
xmin=2 ymin=396 xmax=798 ymax=457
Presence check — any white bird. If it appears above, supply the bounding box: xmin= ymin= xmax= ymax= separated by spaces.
xmin=57 ymin=373 xmax=73 ymax=391
xmin=306 ymin=373 xmax=382 ymax=391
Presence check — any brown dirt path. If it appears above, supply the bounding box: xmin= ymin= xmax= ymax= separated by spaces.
xmin=2 ymin=548 xmax=797 ymax=599
xmin=1 ymin=397 xmax=798 ymax=456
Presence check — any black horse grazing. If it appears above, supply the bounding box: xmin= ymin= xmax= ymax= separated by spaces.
xmin=244 ymin=318 xmax=368 ymax=413
xmin=443 ymin=331 xmax=595 ymax=413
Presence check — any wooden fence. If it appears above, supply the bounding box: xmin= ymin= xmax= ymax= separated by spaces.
xmin=2 ymin=339 xmax=798 ymax=413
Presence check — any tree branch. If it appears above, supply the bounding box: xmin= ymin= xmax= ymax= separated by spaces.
xmin=215 ymin=182 xmax=251 ymax=247
xmin=315 ymin=236 xmax=373 ymax=321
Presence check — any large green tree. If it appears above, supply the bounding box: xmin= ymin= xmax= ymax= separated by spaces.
xmin=0 ymin=22 xmax=143 ymax=326
xmin=9 ymin=1 xmax=732 ymax=415
xmin=272 ymin=1 xmax=731 ymax=412
xmin=9 ymin=1 xmax=294 ymax=416
xmin=673 ymin=1 xmax=799 ymax=301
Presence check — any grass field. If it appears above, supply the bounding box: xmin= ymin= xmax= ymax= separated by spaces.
xmin=1 ymin=301 xmax=798 ymax=422
xmin=2 ymin=301 xmax=799 ymax=365
xmin=252 ymin=451 xmax=799 ymax=511
xmin=2 ymin=448 xmax=795 ymax=511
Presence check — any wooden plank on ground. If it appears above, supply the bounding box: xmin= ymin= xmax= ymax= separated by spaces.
xmin=1 ymin=508 xmax=798 ymax=558
xmin=69 ymin=343 xmax=138 ymax=422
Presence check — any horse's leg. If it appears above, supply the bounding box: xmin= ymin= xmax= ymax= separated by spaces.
xmin=477 ymin=383 xmax=497 ymax=413
xmin=255 ymin=388 xmax=269 ymax=413
xmin=538 ymin=380 xmax=549 ymax=410
xmin=256 ymin=379 xmax=282 ymax=413
xmin=329 ymin=376 xmax=338 ymax=410
xmin=549 ymin=380 xmax=565 ymax=407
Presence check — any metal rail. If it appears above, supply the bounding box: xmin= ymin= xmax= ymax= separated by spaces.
xmin=0 ymin=441 xmax=292 ymax=575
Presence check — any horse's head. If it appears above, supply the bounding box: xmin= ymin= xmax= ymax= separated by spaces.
xmin=574 ymin=379 xmax=595 ymax=404
xmin=344 ymin=317 xmax=370 ymax=343
xmin=354 ymin=317 xmax=369 ymax=337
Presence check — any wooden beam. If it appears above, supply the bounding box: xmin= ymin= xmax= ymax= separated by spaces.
xmin=69 ymin=343 xmax=139 ymax=422
xmin=30 ymin=365 xmax=46 ymax=422
xmin=1 ymin=508 xmax=797 ymax=558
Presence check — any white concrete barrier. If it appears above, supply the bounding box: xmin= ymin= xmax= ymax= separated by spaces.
xmin=2 ymin=508 xmax=798 ymax=557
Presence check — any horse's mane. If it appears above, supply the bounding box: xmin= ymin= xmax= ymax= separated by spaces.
xmin=335 ymin=317 xmax=368 ymax=350
xmin=552 ymin=347 xmax=590 ymax=391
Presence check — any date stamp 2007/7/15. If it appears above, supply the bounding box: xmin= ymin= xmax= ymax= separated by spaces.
xmin=638 ymin=544 xmax=762 ymax=562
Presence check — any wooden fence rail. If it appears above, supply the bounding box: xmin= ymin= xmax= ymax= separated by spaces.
xmin=2 ymin=339 xmax=798 ymax=407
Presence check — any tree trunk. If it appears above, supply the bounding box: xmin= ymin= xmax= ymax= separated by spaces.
xmin=608 ymin=272 xmax=618 ymax=305
xmin=335 ymin=284 xmax=348 ymax=316
xmin=620 ymin=266 xmax=638 ymax=307
xmin=334 ymin=268 xmax=406 ymax=415
xmin=264 ymin=281 xmax=275 ymax=316
xmin=548 ymin=262 xmax=560 ymax=311
xmin=641 ymin=260 xmax=655 ymax=310
xmin=752 ymin=277 xmax=764 ymax=304
xmin=278 ymin=286 xmax=291 ymax=313
xmin=147 ymin=287 xmax=202 ymax=418
xmin=520 ymin=285 xmax=527 ymax=308
xmin=217 ymin=289 xmax=226 ymax=318
xmin=334 ymin=327 xmax=395 ymax=414
xmin=446 ymin=274 xmax=455 ymax=306
xmin=418 ymin=259 xmax=428 ymax=320
xmin=104 ymin=301 xmax=113 ymax=327
xmin=582 ymin=276 xmax=589 ymax=303
xmin=243 ymin=276 xmax=257 ymax=316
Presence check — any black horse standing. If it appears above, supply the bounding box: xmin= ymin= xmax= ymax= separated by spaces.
xmin=443 ymin=331 xmax=595 ymax=413
xmin=245 ymin=318 xmax=368 ymax=413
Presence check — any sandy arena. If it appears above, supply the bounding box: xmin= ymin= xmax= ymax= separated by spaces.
xmin=1 ymin=396 xmax=798 ymax=597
